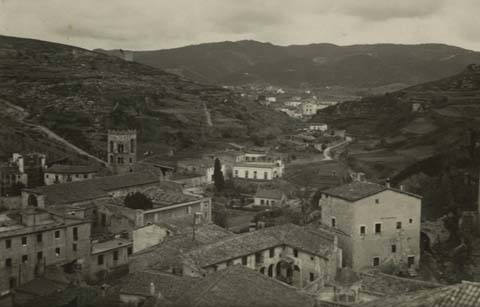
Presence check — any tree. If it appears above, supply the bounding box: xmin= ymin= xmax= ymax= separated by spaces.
xmin=213 ymin=158 xmax=225 ymax=192
xmin=213 ymin=203 xmax=228 ymax=228
xmin=124 ymin=192 xmax=153 ymax=210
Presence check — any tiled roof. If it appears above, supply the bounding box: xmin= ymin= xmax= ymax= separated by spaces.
xmin=184 ymin=224 xmax=335 ymax=268
xmin=359 ymin=271 xmax=442 ymax=295
xmin=361 ymin=281 xmax=480 ymax=307
xmin=45 ymin=164 xmax=98 ymax=174
xmin=25 ymin=172 xmax=159 ymax=205
xmin=322 ymin=181 xmax=421 ymax=201
xmin=254 ymin=189 xmax=285 ymax=200
xmin=118 ymin=270 xmax=200 ymax=301
xmin=91 ymin=238 xmax=132 ymax=255
xmin=143 ymin=187 xmax=199 ymax=207
xmin=173 ymin=265 xmax=315 ymax=307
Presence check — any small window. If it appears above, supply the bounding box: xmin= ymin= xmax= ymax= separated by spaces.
xmin=396 ymin=222 xmax=402 ymax=229
xmin=391 ymin=245 xmax=397 ymax=253
xmin=21 ymin=237 xmax=27 ymax=246
xmin=84 ymin=174 xmax=88 ymax=179
xmin=73 ymin=227 xmax=78 ymax=241
xmin=255 ymin=252 xmax=263 ymax=264
xmin=55 ymin=248 xmax=60 ymax=256
xmin=331 ymin=217 xmax=336 ymax=228
xmin=375 ymin=223 xmax=382 ymax=234
xmin=22 ymin=255 xmax=28 ymax=263
xmin=37 ymin=252 xmax=43 ymax=261
xmin=55 ymin=231 xmax=60 ymax=239
xmin=409 ymin=218 xmax=413 ymax=224
xmin=75 ymin=174 xmax=79 ymax=178
xmin=242 ymin=256 xmax=247 ymax=265
xmin=37 ymin=234 xmax=42 ymax=243
xmin=360 ymin=226 xmax=366 ymax=235
xmin=269 ymin=248 xmax=275 ymax=258
xmin=113 ymin=251 xmax=119 ymax=261
xmin=373 ymin=257 xmax=380 ymax=266
xmin=293 ymin=249 xmax=298 ymax=258
xmin=408 ymin=256 xmax=415 ymax=267
xmin=260 ymin=199 xmax=265 ymax=205
xmin=127 ymin=247 xmax=132 ymax=256
xmin=98 ymin=255 xmax=104 ymax=265
xmin=310 ymin=272 xmax=315 ymax=281
xmin=375 ymin=199 xmax=379 ymax=204
xmin=5 ymin=239 xmax=11 ymax=249
xmin=72 ymin=243 xmax=77 ymax=252
xmin=5 ymin=258 xmax=12 ymax=267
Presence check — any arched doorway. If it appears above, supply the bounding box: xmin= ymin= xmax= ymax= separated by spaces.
xmin=28 ymin=194 xmax=38 ymax=207
xmin=268 ymin=264 xmax=274 ymax=277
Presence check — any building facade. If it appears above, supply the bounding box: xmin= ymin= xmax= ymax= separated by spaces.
xmin=44 ymin=164 xmax=98 ymax=185
xmin=107 ymin=130 xmax=137 ymax=174
xmin=319 ymin=181 xmax=421 ymax=270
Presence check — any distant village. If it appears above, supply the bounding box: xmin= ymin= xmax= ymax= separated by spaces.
xmin=0 ymin=98 xmax=478 ymax=307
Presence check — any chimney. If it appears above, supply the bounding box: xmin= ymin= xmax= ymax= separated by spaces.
xmin=149 ymin=282 xmax=155 ymax=296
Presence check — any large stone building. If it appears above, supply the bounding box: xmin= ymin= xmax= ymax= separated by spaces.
xmin=319 ymin=181 xmax=422 ymax=270
xmin=0 ymin=208 xmax=91 ymax=296
xmin=182 ymin=224 xmax=342 ymax=289
xmin=107 ymin=130 xmax=137 ymax=174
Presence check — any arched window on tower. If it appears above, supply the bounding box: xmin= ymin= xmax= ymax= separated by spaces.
xmin=109 ymin=141 xmax=114 ymax=153
xmin=28 ymin=194 xmax=38 ymax=207
xmin=130 ymin=138 xmax=135 ymax=153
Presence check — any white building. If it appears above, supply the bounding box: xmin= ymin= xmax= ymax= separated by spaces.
xmin=302 ymin=102 xmax=320 ymax=116
xmin=253 ymin=189 xmax=287 ymax=207
xmin=308 ymin=123 xmax=328 ymax=132
xmin=233 ymin=160 xmax=284 ymax=181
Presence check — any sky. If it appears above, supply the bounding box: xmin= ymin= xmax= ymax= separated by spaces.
xmin=1 ymin=0 xmax=480 ymax=51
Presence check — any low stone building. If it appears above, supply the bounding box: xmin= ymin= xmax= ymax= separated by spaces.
xmin=44 ymin=164 xmax=98 ymax=185
xmin=253 ymin=189 xmax=287 ymax=207
xmin=86 ymin=237 xmax=132 ymax=282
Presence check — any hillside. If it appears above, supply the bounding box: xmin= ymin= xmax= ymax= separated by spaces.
xmin=97 ymin=41 xmax=480 ymax=88
xmin=0 ymin=35 xmax=291 ymax=162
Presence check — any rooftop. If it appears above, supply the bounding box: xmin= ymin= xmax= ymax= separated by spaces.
xmin=25 ymin=172 xmax=159 ymax=205
xmin=321 ymin=181 xmax=422 ymax=202
xmin=254 ymin=189 xmax=285 ymax=200
xmin=91 ymin=238 xmax=132 ymax=254
xmin=45 ymin=164 xmax=99 ymax=174
xmin=118 ymin=270 xmax=200 ymax=301
xmin=143 ymin=187 xmax=200 ymax=207
xmin=234 ymin=162 xmax=279 ymax=169
xmin=174 ymin=265 xmax=315 ymax=307
xmin=184 ymin=224 xmax=335 ymax=269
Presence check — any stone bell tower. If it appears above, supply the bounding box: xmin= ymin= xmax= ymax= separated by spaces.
xmin=107 ymin=130 xmax=137 ymax=174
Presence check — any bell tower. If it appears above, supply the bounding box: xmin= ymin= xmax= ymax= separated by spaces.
xmin=107 ymin=130 xmax=137 ymax=174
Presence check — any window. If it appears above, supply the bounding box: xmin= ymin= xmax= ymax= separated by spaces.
xmin=118 ymin=144 xmax=124 ymax=153
xmin=260 ymin=199 xmax=265 ymax=205
xmin=37 ymin=252 xmax=43 ymax=261
xmin=242 ymin=256 xmax=247 ymax=265
xmin=129 ymin=157 xmax=133 ymax=164
xmin=101 ymin=214 xmax=107 ymax=227
xmin=245 ymin=170 xmax=249 ymax=178
xmin=408 ymin=256 xmax=415 ymax=268
xmin=22 ymin=255 xmax=28 ymax=263
xmin=55 ymin=231 xmax=60 ymax=239
xmin=9 ymin=278 xmax=16 ymax=289
xmin=310 ymin=273 xmax=315 ymax=281
xmin=127 ymin=247 xmax=132 ymax=256
xmin=391 ymin=245 xmax=397 ymax=253
xmin=73 ymin=227 xmax=78 ymax=241
xmin=253 ymin=171 xmax=257 ymax=179
xmin=234 ymin=170 xmax=238 ymax=177
xmin=84 ymin=174 xmax=88 ymax=179
xmin=255 ymin=252 xmax=263 ymax=264
xmin=5 ymin=258 xmax=12 ymax=267
xmin=269 ymin=248 xmax=275 ymax=258
xmin=113 ymin=251 xmax=119 ymax=261
xmin=55 ymin=248 xmax=60 ymax=257
xmin=293 ymin=249 xmax=298 ymax=258
xmin=373 ymin=257 xmax=380 ymax=266
xmin=409 ymin=218 xmax=413 ymax=224
xmin=21 ymin=237 xmax=27 ymax=246
xmin=331 ymin=217 xmax=336 ymax=228
xmin=264 ymin=172 xmax=268 ymax=180
xmin=375 ymin=199 xmax=380 ymax=204
xmin=396 ymin=222 xmax=402 ymax=229
xmin=360 ymin=226 xmax=366 ymax=235
xmin=130 ymin=139 xmax=135 ymax=153
xmin=72 ymin=243 xmax=77 ymax=252
xmin=75 ymin=174 xmax=79 ymax=178
xmin=5 ymin=239 xmax=11 ymax=249
xmin=37 ymin=234 xmax=42 ymax=243
xmin=375 ymin=223 xmax=382 ymax=234
xmin=98 ymin=255 xmax=104 ymax=265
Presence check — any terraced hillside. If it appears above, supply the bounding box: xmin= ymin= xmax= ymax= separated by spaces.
xmin=0 ymin=35 xmax=291 ymax=161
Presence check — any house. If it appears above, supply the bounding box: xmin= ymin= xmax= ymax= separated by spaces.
xmin=86 ymin=237 xmax=132 ymax=281
xmin=181 ymin=224 xmax=342 ymax=289
xmin=0 ymin=208 xmax=91 ymax=296
xmin=174 ymin=265 xmax=315 ymax=307
xmin=44 ymin=164 xmax=98 ymax=185
xmin=233 ymin=162 xmax=284 ymax=180
xmin=0 ymin=153 xmax=46 ymax=197
xmin=308 ymin=123 xmax=328 ymax=132
xmin=253 ymin=189 xmax=287 ymax=207
xmin=319 ymin=181 xmax=422 ymax=270
xmin=177 ymin=158 xmax=226 ymax=184
xmin=118 ymin=270 xmax=200 ymax=306
xmin=302 ymin=102 xmax=320 ymax=116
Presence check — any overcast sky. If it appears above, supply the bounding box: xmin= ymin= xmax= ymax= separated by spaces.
xmin=1 ymin=0 xmax=480 ymax=51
